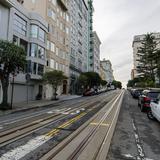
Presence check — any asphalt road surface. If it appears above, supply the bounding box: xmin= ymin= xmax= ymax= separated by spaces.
xmin=107 ymin=91 xmax=160 ymax=160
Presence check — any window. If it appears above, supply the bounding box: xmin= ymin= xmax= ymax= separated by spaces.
xmin=66 ymin=27 xmax=69 ymax=34
xmin=51 ymin=42 xmax=55 ymax=52
xmin=47 ymin=40 xmax=50 ymax=50
xmin=13 ymin=14 xmax=27 ymax=36
xmin=13 ymin=35 xmax=19 ymax=45
xmin=30 ymin=43 xmax=37 ymax=57
xmin=55 ymin=62 xmax=58 ymax=70
xmin=38 ymin=46 xmax=45 ymax=59
xmin=30 ymin=43 xmax=45 ymax=59
xmin=56 ymin=47 xmax=59 ymax=56
xmin=31 ymin=25 xmax=38 ymax=38
xmin=31 ymin=25 xmax=45 ymax=42
xmin=50 ymin=59 xmax=55 ymax=69
xmin=38 ymin=64 xmax=44 ymax=75
xmin=39 ymin=28 xmax=45 ymax=42
xmin=33 ymin=62 xmax=37 ymax=74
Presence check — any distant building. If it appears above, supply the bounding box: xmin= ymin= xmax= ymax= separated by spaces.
xmin=0 ymin=0 xmax=48 ymax=103
xmin=132 ymin=33 xmax=160 ymax=78
xmin=131 ymin=69 xmax=136 ymax=80
xmin=100 ymin=59 xmax=114 ymax=83
xmin=100 ymin=63 xmax=106 ymax=80
xmin=91 ymin=31 xmax=101 ymax=74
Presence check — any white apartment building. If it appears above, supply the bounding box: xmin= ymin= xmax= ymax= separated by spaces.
xmin=0 ymin=0 xmax=48 ymax=103
xmin=132 ymin=33 xmax=160 ymax=78
xmin=69 ymin=0 xmax=89 ymax=94
xmin=100 ymin=59 xmax=114 ymax=83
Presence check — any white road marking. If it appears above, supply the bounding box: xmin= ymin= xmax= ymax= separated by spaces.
xmin=0 ymin=135 xmax=51 ymax=160
xmin=47 ymin=111 xmax=54 ymax=114
xmin=123 ymin=154 xmax=135 ymax=159
xmin=0 ymin=125 xmax=3 ymax=130
xmin=76 ymin=110 xmax=80 ymax=114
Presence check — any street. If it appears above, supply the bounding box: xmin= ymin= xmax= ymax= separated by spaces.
xmin=107 ymin=91 xmax=160 ymax=160
xmin=0 ymin=90 xmax=160 ymax=160
xmin=0 ymin=90 xmax=122 ymax=160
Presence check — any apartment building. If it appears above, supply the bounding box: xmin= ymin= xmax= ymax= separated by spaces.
xmin=88 ymin=0 xmax=94 ymax=71
xmin=132 ymin=33 xmax=160 ymax=78
xmin=23 ymin=0 xmax=70 ymax=98
xmin=0 ymin=0 xmax=48 ymax=103
xmin=92 ymin=31 xmax=101 ymax=74
xmin=68 ymin=0 xmax=89 ymax=94
xmin=100 ymin=59 xmax=114 ymax=83
xmin=100 ymin=63 xmax=106 ymax=81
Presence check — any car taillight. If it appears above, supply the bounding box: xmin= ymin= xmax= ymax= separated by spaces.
xmin=144 ymin=97 xmax=151 ymax=102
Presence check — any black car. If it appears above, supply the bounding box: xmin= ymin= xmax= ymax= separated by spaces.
xmin=132 ymin=89 xmax=143 ymax=99
xmin=138 ymin=89 xmax=160 ymax=112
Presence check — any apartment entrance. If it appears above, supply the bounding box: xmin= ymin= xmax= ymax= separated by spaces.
xmin=62 ymin=80 xmax=67 ymax=94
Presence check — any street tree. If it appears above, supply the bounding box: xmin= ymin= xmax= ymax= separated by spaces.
xmin=137 ymin=33 xmax=158 ymax=82
xmin=101 ymin=80 xmax=107 ymax=86
xmin=112 ymin=80 xmax=122 ymax=89
xmin=79 ymin=72 xmax=102 ymax=89
xmin=0 ymin=40 xmax=26 ymax=110
xmin=78 ymin=74 xmax=88 ymax=90
xmin=43 ymin=70 xmax=67 ymax=100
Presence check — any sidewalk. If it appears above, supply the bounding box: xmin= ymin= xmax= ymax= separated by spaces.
xmin=0 ymin=95 xmax=81 ymax=116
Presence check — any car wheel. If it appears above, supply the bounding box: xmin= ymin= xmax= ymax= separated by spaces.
xmin=147 ymin=111 xmax=155 ymax=120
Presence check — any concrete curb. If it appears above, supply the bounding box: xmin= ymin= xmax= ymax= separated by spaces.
xmin=0 ymin=96 xmax=82 ymax=116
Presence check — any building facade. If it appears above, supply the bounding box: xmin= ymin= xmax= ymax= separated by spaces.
xmin=0 ymin=0 xmax=48 ymax=103
xmin=132 ymin=33 xmax=160 ymax=78
xmin=92 ymin=31 xmax=101 ymax=74
xmin=88 ymin=0 xmax=94 ymax=72
xmin=68 ymin=0 xmax=89 ymax=94
xmin=99 ymin=63 xmax=106 ymax=80
xmin=100 ymin=59 xmax=114 ymax=83
xmin=23 ymin=0 xmax=70 ymax=98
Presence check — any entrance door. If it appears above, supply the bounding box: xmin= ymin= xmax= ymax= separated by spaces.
xmin=63 ymin=80 xmax=67 ymax=94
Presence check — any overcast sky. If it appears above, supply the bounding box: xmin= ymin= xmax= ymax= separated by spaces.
xmin=93 ymin=0 xmax=160 ymax=87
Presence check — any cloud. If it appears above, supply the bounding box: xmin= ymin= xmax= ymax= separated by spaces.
xmin=93 ymin=0 xmax=160 ymax=87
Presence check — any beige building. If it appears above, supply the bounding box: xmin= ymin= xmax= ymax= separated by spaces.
xmin=100 ymin=63 xmax=106 ymax=81
xmin=23 ymin=0 xmax=70 ymax=98
xmin=132 ymin=33 xmax=160 ymax=78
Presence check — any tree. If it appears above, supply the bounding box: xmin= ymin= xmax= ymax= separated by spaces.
xmin=78 ymin=72 xmax=102 ymax=90
xmin=112 ymin=80 xmax=122 ymax=89
xmin=0 ymin=40 xmax=26 ymax=110
xmin=137 ymin=33 xmax=158 ymax=82
xmin=43 ymin=70 xmax=67 ymax=100
xmin=78 ymin=74 xmax=88 ymax=90
xmin=101 ymin=80 xmax=107 ymax=86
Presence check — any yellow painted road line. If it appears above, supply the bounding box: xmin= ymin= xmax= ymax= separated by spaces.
xmin=46 ymin=113 xmax=87 ymax=137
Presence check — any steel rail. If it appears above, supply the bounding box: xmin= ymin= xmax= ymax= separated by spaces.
xmin=0 ymin=92 xmax=113 ymax=148
xmin=39 ymin=91 xmax=121 ymax=160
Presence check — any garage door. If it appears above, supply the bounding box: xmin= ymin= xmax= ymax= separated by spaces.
xmin=12 ymin=84 xmax=34 ymax=103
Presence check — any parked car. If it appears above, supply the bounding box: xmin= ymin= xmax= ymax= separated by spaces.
xmin=83 ymin=88 xmax=95 ymax=96
xmin=147 ymin=94 xmax=160 ymax=121
xmin=132 ymin=89 xmax=143 ymax=99
xmin=138 ymin=89 xmax=160 ymax=112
